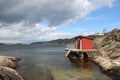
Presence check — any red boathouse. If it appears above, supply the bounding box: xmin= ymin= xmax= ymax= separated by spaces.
xmin=75 ymin=36 xmax=93 ymax=50
xmin=65 ymin=36 xmax=96 ymax=58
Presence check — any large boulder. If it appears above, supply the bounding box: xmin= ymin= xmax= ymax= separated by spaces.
xmin=0 ymin=66 xmax=23 ymax=80
xmin=0 ymin=56 xmax=20 ymax=68
xmin=95 ymin=28 xmax=120 ymax=58
xmin=93 ymin=56 xmax=120 ymax=71
xmin=93 ymin=29 xmax=120 ymax=79
xmin=0 ymin=56 xmax=23 ymax=80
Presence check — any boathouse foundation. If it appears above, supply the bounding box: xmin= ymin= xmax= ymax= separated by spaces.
xmin=65 ymin=36 xmax=97 ymax=63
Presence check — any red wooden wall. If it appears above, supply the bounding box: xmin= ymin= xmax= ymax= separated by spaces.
xmin=75 ymin=36 xmax=93 ymax=50
xmin=82 ymin=37 xmax=93 ymax=50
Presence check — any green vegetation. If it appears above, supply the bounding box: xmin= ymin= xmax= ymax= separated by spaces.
xmin=48 ymin=38 xmax=76 ymax=44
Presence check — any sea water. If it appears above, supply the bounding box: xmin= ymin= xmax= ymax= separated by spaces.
xmin=0 ymin=44 xmax=112 ymax=80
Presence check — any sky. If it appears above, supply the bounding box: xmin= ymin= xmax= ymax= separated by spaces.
xmin=0 ymin=0 xmax=120 ymax=44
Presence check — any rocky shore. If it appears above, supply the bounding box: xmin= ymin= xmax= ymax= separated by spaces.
xmin=0 ymin=56 xmax=23 ymax=80
xmin=92 ymin=29 xmax=120 ymax=79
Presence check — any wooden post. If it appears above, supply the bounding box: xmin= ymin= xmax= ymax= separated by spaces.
xmin=65 ymin=50 xmax=71 ymax=57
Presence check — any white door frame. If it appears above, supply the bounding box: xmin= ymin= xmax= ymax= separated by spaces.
xmin=80 ymin=39 xmax=82 ymax=50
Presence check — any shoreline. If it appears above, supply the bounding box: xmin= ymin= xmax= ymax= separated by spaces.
xmin=91 ymin=55 xmax=120 ymax=80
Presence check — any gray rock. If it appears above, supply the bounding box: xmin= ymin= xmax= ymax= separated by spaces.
xmin=0 ymin=56 xmax=20 ymax=68
xmin=0 ymin=66 xmax=23 ymax=80
xmin=0 ymin=56 xmax=23 ymax=80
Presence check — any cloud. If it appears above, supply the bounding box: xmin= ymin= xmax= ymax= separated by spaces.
xmin=0 ymin=23 xmax=75 ymax=44
xmin=0 ymin=0 xmax=114 ymax=26
xmin=0 ymin=0 xmax=115 ymax=43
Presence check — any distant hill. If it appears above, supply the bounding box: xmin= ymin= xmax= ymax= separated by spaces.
xmin=47 ymin=34 xmax=101 ymax=44
xmin=30 ymin=42 xmax=46 ymax=45
xmin=30 ymin=38 xmax=76 ymax=45
xmin=47 ymin=38 xmax=76 ymax=44
xmin=0 ymin=43 xmax=6 ymax=45
xmin=31 ymin=34 xmax=101 ymax=45
xmin=0 ymin=43 xmax=28 ymax=46
xmin=0 ymin=33 xmax=103 ymax=45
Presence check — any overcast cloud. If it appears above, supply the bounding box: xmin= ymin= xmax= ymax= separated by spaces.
xmin=0 ymin=0 xmax=114 ymax=44
xmin=0 ymin=23 xmax=75 ymax=43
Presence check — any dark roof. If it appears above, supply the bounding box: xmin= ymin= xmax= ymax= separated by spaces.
xmin=75 ymin=36 xmax=93 ymax=40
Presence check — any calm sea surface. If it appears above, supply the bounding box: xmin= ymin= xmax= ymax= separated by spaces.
xmin=0 ymin=44 xmax=112 ymax=80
